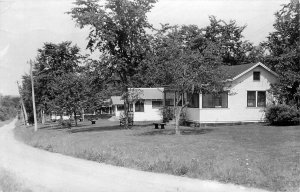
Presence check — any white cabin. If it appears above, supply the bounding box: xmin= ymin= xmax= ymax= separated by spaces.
xmin=110 ymin=88 xmax=164 ymax=121
xmin=185 ymin=62 xmax=278 ymax=123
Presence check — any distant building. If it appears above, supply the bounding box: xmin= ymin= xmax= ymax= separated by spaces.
xmin=110 ymin=88 xmax=164 ymax=121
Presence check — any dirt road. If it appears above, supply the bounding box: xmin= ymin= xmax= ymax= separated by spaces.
xmin=0 ymin=120 xmax=269 ymax=192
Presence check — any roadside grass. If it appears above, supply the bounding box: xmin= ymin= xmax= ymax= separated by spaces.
xmin=0 ymin=168 xmax=32 ymax=192
xmin=14 ymin=119 xmax=300 ymax=192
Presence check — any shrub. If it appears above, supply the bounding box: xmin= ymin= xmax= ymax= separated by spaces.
xmin=161 ymin=107 xmax=174 ymax=122
xmin=265 ymin=104 xmax=300 ymax=125
xmin=179 ymin=108 xmax=188 ymax=126
xmin=59 ymin=119 xmax=72 ymax=128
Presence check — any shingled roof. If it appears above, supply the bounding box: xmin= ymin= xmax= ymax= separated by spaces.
xmin=111 ymin=96 xmax=123 ymax=105
xmin=220 ymin=62 xmax=278 ymax=80
xmin=130 ymin=88 xmax=164 ymax=100
xmin=110 ymin=88 xmax=164 ymax=105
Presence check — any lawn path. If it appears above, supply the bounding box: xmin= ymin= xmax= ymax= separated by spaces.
xmin=0 ymin=120 xmax=269 ymax=192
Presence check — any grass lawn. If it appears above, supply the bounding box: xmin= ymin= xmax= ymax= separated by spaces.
xmin=14 ymin=119 xmax=300 ymax=192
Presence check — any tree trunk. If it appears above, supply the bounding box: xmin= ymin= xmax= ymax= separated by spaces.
xmin=41 ymin=109 xmax=45 ymax=124
xmin=122 ymin=86 xmax=129 ymax=129
xmin=74 ymin=110 xmax=78 ymax=127
xmin=124 ymin=96 xmax=129 ymax=129
xmin=175 ymin=106 xmax=183 ymax=135
xmin=21 ymin=101 xmax=29 ymax=126
xmin=20 ymin=106 xmax=26 ymax=125
xmin=17 ymin=81 xmax=29 ymax=126
xmin=81 ymin=108 xmax=84 ymax=121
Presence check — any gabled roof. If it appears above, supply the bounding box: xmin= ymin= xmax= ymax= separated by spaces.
xmin=111 ymin=96 xmax=123 ymax=105
xmin=221 ymin=62 xmax=278 ymax=81
xmin=130 ymin=88 xmax=164 ymax=100
xmin=110 ymin=88 xmax=164 ymax=105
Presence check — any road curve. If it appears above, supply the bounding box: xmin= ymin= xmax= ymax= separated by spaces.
xmin=0 ymin=120 xmax=269 ymax=192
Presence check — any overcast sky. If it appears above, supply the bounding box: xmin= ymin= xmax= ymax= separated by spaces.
xmin=0 ymin=0 xmax=288 ymax=96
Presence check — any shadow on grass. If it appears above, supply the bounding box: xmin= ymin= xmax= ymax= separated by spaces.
xmin=69 ymin=125 xmax=124 ymax=133
xmin=38 ymin=121 xmax=103 ymax=130
xmin=136 ymin=128 xmax=214 ymax=136
xmin=38 ymin=123 xmax=60 ymax=130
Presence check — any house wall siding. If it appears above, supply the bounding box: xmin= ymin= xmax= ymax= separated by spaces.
xmin=186 ymin=66 xmax=277 ymax=123
xmin=113 ymin=100 xmax=163 ymax=121
xmin=114 ymin=106 xmax=123 ymax=117
xmin=133 ymin=100 xmax=162 ymax=121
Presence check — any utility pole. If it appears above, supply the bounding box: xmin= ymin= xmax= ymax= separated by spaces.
xmin=30 ymin=60 xmax=38 ymax=131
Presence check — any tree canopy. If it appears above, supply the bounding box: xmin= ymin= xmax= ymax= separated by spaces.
xmin=263 ymin=2 xmax=300 ymax=107
xmin=203 ymin=16 xmax=254 ymax=65
xmin=0 ymin=94 xmax=20 ymax=121
xmin=69 ymin=0 xmax=157 ymax=128
xmin=20 ymin=41 xmax=89 ymax=125
xmin=20 ymin=0 xmax=284 ymax=130
xmin=140 ymin=25 xmax=227 ymax=134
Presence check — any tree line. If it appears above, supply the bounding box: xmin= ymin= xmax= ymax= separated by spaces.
xmin=19 ymin=0 xmax=299 ymax=131
xmin=0 ymin=95 xmax=19 ymax=121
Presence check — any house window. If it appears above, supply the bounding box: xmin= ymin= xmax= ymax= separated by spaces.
xmin=165 ymin=91 xmax=175 ymax=106
xmin=202 ymin=92 xmax=228 ymax=108
xmin=187 ymin=93 xmax=199 ymax=108
xmin=135 ymin=100 xmax=144 ymax=112
xmin=247 ymin=91 xmax=266 ymax=107
xmin=117 ymin=105 xmax=124 ymax=111
xmin=257 ymin=91 xmax=266 ymax=107
xmin=253 ymin=71 xmax=260 ymax=81
xmin=152 ymin=100 xmax=163 ymax=108
xmin=247 ymin=91 xmax=256 ymax=107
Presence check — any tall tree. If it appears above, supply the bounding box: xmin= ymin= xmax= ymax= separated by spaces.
xmin=20 ymin=42 xmax=84 ymax=125
xmin=142 ymin=25 xmax=226 ymax=134
xmin=17 ymin=81 xmax=29 ymax=125
xmin=69 ymin=0 xmax=157 ymax=128
xmin=204 ymin=16 xmax=253 ymax=65
xmin=20 ymin=74 xmax=34 ymax=124
xmin=35 ymin=42 xmax=83 ymax=121
xmin=51 ymin=72 xmax=87 ymax=126
xmin=263 ymin=1 xmax=300 ymax=107
xmin=81 ymin=58 xmax=122 ymax=112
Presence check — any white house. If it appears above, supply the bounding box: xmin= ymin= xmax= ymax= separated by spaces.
xmin=184 ymin=62 xmax=278 ymax=123
xmin=110 ymin=62 xmax=278 ymax=124
xmin=50 ymin=111 xmax=71 ymax=120
xmin=111 ymin=96 xmax=125 ymax=117
xmin=110 ymin=88 xmax=164 ymax=121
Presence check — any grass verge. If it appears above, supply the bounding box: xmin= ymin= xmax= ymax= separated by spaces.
xmin=14 ymin=119 xmax=300 ymax=192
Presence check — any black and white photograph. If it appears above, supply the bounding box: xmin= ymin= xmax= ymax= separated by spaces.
xmin=0 ymin=0 xmax=299 ymax=191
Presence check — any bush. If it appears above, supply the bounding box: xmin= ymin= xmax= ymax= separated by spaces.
xmin=161 ymin=107 xmax=174 ymax=122
xmin=59 ymin=119 xmax=72 ymax=128
xmin=265 ymin=104 xmax=300 ymax=125
xmin=179 ymin=108 xmax=188 ymax=126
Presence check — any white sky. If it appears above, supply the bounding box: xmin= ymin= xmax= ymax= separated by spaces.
xmin=0 ymin=0 xmax=288 ymax=96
